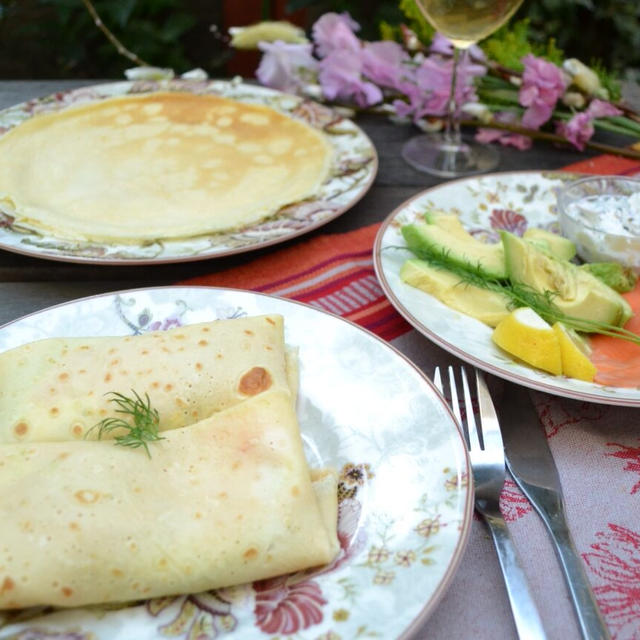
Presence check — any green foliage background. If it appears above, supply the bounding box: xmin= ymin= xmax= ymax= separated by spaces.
xmin=1 ymin=0 xmax=639 ymax=80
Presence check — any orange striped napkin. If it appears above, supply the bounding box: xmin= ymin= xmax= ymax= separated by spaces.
xmin=178 ymin=154 xmax=640 ymax=340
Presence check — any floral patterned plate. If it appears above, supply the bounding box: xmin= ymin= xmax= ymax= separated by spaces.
xmin=0 ymin=80 xmax=377 ymax=265
xmin=0 ymin=286 xmax=472 ymax=640
xmin=374 ymin=170 xmax=640 ymax=407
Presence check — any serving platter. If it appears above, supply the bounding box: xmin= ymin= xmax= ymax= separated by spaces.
xmin=0 ymin=286 xmax=471 ymax=640
xmin=0 ymin=79 xmax=377 ymax=265
xmin=374 ymin=170 xmax=640 ymax=407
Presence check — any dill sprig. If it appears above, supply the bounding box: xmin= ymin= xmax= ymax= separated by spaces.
xmin=413 ymin=247 xmax=640 ymax=346
xmin=86 ymin=390 xmax=165 ymax=458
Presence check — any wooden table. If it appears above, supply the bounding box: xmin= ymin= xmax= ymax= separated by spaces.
xmin=1 ymin=79 xmax=632 ymax=325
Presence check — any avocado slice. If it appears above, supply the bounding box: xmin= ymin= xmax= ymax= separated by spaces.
xmin=402 ymin=222 xmax=507 ymax=280
xmin=400 ymin=258 xmax=511 ymax=327
xmin=579 ymin=262 xmax=638 ymax=293
xmin=501 ymin=231 xmax=632 ymax=327
xmin=523 ymin=227 xmax=576 ymax=261
xmin=423 ymin=211 xmax=470 ymax=239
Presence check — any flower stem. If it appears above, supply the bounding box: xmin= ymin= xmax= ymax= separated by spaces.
xmin=81 ymin=0 xmax=150 ymax=68
xmin=461 ymin=118 xmax=640 ymax=160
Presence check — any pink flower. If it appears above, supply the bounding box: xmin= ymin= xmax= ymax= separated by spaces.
xmin=556 ymin=98 xmax=623 ymax=150
xmin=394 ymin=51 xmax=485 ymax=121
xmin=360 ymin=40 xmax=408 ymax=89
xmin=256 ymin=41 xmax=318 ymax=94
xmin=319 ymin=49 xmax=382 ymax=107
xmin=586 ymin=98 xmax=623 ymax=119
xmin=312 ymin=12 xmax=361 ymax=58
xmin=556 ymin=112 xmax=593 ymax=150
xmin=475 ymin=111 xmax=532 ymax=150
xmin=253 ymin=578 xmax=326 ymax=634
xmin=519 ymin=54 xmax=566 ymax=129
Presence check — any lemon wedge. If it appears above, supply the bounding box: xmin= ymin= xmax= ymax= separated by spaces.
xmin=552 ymin=322 xmax=596 ymax=382
xmin=492 ymin=307 xmax=563 ymax=375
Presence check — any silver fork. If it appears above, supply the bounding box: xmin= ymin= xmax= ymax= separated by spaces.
xmin=434 ymin=366 xmax=548 ymax=640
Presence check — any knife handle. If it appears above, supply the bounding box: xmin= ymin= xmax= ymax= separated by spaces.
xmin=546 ymin=517 xmax=611 ymax=640
xmin=483 ymin=512 xmax=548 ymax=640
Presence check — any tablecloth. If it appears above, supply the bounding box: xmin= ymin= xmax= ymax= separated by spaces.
xmin=179 ymin=153 xmax=640 ymax=640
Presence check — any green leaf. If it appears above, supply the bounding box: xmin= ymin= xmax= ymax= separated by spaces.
xmin=160 ymin=12 xmax=197 ymax=41
xmin=589 ymin=58 xmax=622 ymax=101
xmin=86 ymin=390 xmax=165 ymax=458
xmin=112 ymin=0 xmax=138 ymax=28
xmin=398 ymin=0 xmax=434 ymax=45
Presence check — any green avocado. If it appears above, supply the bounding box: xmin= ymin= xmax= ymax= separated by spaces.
xmin=579 ymin=262 xmax=638 ymax=293
xmin=523 ymin=227 xmax=576 ymax=261
xmin=400 ymin=258 xmax=511 ymax=327
xmin=501 ymin=231 xmax=632 ymax=327
xmin=423 ymin=211 xmax=470 ymax=238
xmin=402 ymin=221 xmax=507 ymax=279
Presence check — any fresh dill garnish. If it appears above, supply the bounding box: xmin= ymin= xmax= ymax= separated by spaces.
xmin=411 ymin=246 xmax=640 ymax=346
xmin=85 ymin=390 xmax=164 ymax=458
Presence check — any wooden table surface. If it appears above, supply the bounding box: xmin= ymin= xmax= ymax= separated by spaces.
xmin=0 ymin=78 xmax=636 ymax=326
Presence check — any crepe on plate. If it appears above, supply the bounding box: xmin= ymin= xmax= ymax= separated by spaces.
xmin=0 ymin=91 xmax=333 ymax=243
xmin=0 ymin=314 xmax=297 ymax=443
xmin=0 ymin=390 xmax=339 ymax=609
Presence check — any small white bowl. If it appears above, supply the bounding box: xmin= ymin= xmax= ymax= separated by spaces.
xmin=557 ymin=175 xmax=640 ymax=271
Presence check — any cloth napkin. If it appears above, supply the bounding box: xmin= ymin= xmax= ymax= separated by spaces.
xmin=178 ymin=153 xmax=640 ymax=640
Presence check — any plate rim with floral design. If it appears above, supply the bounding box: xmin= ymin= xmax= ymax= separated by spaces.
xmin=0 ymin=80 xmax=377 ymax=265
xmin=0 ymin=286 xmax=472 ymax=640
xmin=374 ymin=169 xmax=640 ymax=407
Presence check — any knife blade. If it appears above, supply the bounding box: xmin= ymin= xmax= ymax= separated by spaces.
xmin=497 ymin=381 xmax=610 ymax=640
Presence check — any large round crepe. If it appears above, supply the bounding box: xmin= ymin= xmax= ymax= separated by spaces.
xmin=0 ymin=390 xmax=339 ymax=609
xmin=0 ymin=315 xmax=296 ymax=443
xmin=0 ymin=92 xmax=333 ymax=243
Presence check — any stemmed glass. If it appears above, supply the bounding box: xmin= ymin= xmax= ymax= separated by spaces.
xmin=402 ymin=0 xmax=525 ymax=178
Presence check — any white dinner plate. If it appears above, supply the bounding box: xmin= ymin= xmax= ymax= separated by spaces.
xmin=0 ymin=286 xmax=471 ymax=639
xmin=374 ymin=170 xmax=640 ymax=407
xmin=0 ymin=80 xmax=377 ymax=265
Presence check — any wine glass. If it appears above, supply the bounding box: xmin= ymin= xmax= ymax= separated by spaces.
xmin=402 ymin=0 xmax=525 ymax=178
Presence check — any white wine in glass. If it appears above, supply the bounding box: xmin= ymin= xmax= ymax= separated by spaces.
xmin=402 ymin=0 xmax=525 ymax=177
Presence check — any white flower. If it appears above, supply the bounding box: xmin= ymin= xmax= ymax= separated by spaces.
xmin=124 ymin=66 xmax=174 ymax=81
xmin=563 ymin=58 xmax=609 ymax=99
xmin=462 ymin=102 xmax=492 ymax=123
xmin=229 ymin=21 xmax=307 ymax=50
xmin=561 ymin=91 xmax=586 ymax=109
xmin=180 ymin=68 xmax=208 ymax=80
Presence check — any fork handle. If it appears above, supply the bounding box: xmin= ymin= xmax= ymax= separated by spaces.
xmin=482 ymin=512 xmax=548 ymax=640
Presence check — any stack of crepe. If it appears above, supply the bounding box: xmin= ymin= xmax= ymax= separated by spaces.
xmin=0 ymin=315 xmax=338 ymax=609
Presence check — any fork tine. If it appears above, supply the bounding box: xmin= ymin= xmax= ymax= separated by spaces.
xmin=446 ymin=365 xmax=462 ymax=426
xmin=447 ymin=366 xmax=471 ymax=448
xmin=460 ymin=367 xmax=481 ymax=452
xmin=433 ymin=366 xmax=443 ymax=394
xmin=475 ymin=370 xmax=503 ymax=454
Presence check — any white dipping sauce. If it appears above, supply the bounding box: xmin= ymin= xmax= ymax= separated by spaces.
xmin=565 ymin=193 xmax=640 ymax=236
xmin=560 ymin=192 xmax=640 ymax=270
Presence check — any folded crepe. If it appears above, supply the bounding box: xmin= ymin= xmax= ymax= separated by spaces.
xmin=0 ymin=91 xmax=333 ymax=243
xmin=0 ymin=390 xmax=339 ymax=609
xmin=0 ymin=315 xmax=295 ymax=443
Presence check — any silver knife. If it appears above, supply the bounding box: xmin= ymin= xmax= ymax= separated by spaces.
xmin=497 ymin=381 xmax=610 ymax=640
